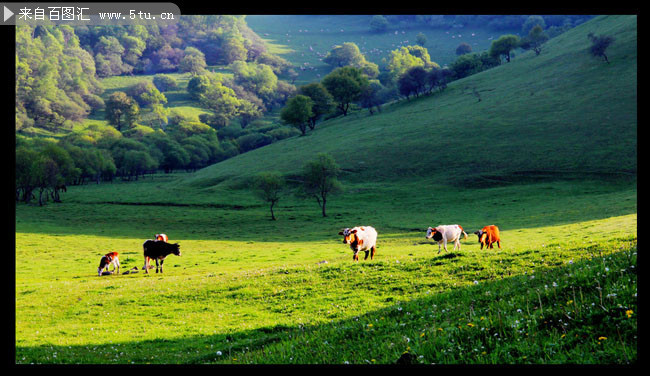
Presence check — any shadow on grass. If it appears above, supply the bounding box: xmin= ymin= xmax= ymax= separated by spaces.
xmin=14 ymin=242 xmax=638 ymax=364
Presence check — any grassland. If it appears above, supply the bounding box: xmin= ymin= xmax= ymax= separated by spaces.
xmin=246 ymin=15 xmax=521 ymax=85
xmin=15 ymin=15 xmax=637 ymax=364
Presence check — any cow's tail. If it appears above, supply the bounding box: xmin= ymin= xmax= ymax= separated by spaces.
xmin=459 ymin=225 xmax=468 ymax=240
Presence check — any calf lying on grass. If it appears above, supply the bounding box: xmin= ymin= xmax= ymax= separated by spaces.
xmin=98 ymin=251 xmax=120 ymax=276
xmin=339 ymin=226 xmax=378 ymax=261
xmin=142 ymin=240 xmax=181 ymax=274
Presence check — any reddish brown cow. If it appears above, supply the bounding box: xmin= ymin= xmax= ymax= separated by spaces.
xmin=474 ymin=225 xmax=501 ymax=250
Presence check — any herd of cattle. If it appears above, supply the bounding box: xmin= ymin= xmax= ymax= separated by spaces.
xmin=97 ymin=225 xmax=501 ymax=276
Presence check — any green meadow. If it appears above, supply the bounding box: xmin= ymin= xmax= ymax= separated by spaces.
xmin=246 ymin=15 xmax=519 ymax=85
xmin=15 ymin=15 xmax=637 ymax=364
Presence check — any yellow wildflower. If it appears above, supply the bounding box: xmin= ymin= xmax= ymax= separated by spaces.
xmin=437 ymin=328 xmax=443 ymax=331
xmin=626 ymin=310 xmax=633 ymax=318
xmin=367 ymin=324 xmax=373 ymax=328
xmin=598 ymin=336 xmax=607 ymax=341
xmin=567 ymin=300 xmax=573 ymax=305
xmin=467 ymin=323 xmax=475 ymax=327
xmin=561 ymin=334 xmax=566 ymax=338
xmin=420 ymin=332 xmax=425 ymax=338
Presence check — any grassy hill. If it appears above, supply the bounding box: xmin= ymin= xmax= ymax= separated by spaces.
xmin=246 ymin=15 xmax=521 ymax=85
xmin=185 ymin=15 xmax=636 ymax=190
xmin=14 ymin=15 xmax=637 ymax=364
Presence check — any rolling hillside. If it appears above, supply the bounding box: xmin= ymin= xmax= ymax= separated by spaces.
xmin=15 ymin=15 xmax=637 ymax=365
xmin=182 ymin=15 xmax=636 ymax=190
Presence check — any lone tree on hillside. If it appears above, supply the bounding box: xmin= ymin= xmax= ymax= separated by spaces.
xmin=588 ymin=32 xmax=615 ymax=64
xmin=280 ymin=95 xmax=313 ymax=136
xmin=489 ymin=34 xmax=521 ymax=63
xmin=298 ymin=83 xmax=334 ymax=130
xmin=253 ymin=171 xmax=285 ymax=220
xmin=299 ymin=153 xmax=342 ymax=217
xmin=520 ymin=25 xmax=549 ymax=56
xmin=322 ymin=66 xmax=369 ymax=116
xmin=105 ymin=92 xmax=139 ymax=131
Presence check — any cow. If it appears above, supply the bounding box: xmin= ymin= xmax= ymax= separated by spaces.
xmin=155 ymin=233 xmax=168 ymax=242
xmin=338 ymin=226 xmax=378 ymax=261
xmin=142 ymin=240 xmax=181 ymax=274
xmin=98 ymin=251 xmax=120 ymax=276
xmin=474 ymin=225 xmax=501 ymax=250
xmin=426 ymin=225 xmax=468 ymax=254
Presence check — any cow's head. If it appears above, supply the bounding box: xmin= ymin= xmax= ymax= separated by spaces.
xmin=426 ymin=227 xmax=442 ymax=241
xmin=474 ymin=230 xmax=487 ymax=249
xmin=338 ymin=228 xmax=358 ymax=245
xmin=97 ymin=255 xmax=109 ymax=276
xmin=172 ymin=243 xmax=181 ymax=256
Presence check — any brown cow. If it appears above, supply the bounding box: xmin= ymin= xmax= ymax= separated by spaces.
xmin=474 ymin=225 xmax=501 ymax=250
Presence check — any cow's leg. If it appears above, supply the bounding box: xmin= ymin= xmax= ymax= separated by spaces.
xmin=371 ymin=246 xmax=376 ymax=260
xmin=443 ymin=239 xmax=449 ymax=252
xmin=437 ymin=243 xmax=442 ymax=254
xmin=497 ymin=241 xmax=501 ymax=249
xmin=160 ymin=259 xmax=165 ymax=273
xmin=353 ymin=251 xmax=359 ymax=261
xmin=155 ymin=258 xmax=160 ymax=273
xmin=144 ymin=256 xmax=149 ymax=274
xmin=364 ymin=250 xmax=370 ymax=260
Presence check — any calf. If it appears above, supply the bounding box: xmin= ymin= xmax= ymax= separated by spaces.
xmin=142 ymin=240 xmax=181 ymax=274
xmin=98 ymin=251 xmax=120 ymax=276
xmin=338 ymin=226 xmax=378 ymax=261
xmin=155 ymin=233 xmax=168 ymax=242
xmin=474 ymin=225 xmax=501 ymax=250
xmin=426 ymin=224 xmax=468 ymax=254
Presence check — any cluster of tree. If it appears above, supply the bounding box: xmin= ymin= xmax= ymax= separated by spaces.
xmin=253 ymin=153 xmax=342 ymax=220
xmin=16 ymin=25 xmax=104 ymax=131
xmin=16 ymin=16 xmax=294 ymax=133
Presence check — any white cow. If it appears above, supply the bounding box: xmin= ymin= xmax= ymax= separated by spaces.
xmin=426 ymin=225 xmax=468 ymax=254
xmin=338 ymin=226 xmax=378 ymax=261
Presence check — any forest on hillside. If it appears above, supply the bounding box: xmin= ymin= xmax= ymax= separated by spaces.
xmin=15 ymin=15 xmax=593 ymax=205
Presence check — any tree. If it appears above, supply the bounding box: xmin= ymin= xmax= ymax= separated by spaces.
xmin=489 ymin=34 xmax=521 ymax=63
xmin=238 ymin=100 xmax=263 ymax=129
xmin=280 ymin=95 xmax=313 ymax=136
xmin=520 ymin=25 xmax=549 ymax=56
xmin=187 ymin=74 xmax=213 ymax=100
xmin=321 ymin=66 xmax=369 ymax=116
xmin=128 ymin=81 xmax=167 ymax=108
xmin=370 ymin=15 xmax=389 ymax=33
xmin=153 ymin=74 xmax=179 ymax=92
xmin=456 ymin=42 xmax=472 ymax=56
xmin=416 ymin=32 xmax=427 ymax=47
xmin=253 ymin=172 xmax=285 ymax=220
xmin=588 ymin=32 xmax=615 ymax=64
xmin=359 ymin=80 xmax=386 ymax=115
xmin=105 ymin=92 xmax=139 ymax=131
xmin=298 ymin=83 xmax=334 ymax=130
xmin=179 ymin=47 xmax=208 ymax=75
xmin=398 ymin=66 xmax=428 ymax=99
xmin=522 ymin=15 xmax=546 ymax=35
xmin=387 ymin=45 xmax=439 ymax=79
xmin=323 ymin=42 xmax=366 ymax=68
xmin=300 ymin=153 xmax=342 ymax=217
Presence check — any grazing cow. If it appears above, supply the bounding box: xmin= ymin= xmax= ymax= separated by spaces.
xmin=474 ymin=225 xmax=501 ymax=250
xmin=142 ymin=240 xmax=181 ymax=274
xmin=98 ymin=251 xmax=120 ymax=276
xmin=426 ymin=225 xmax=468 ymax=254
xmin=338 ymin=226 xmax=378 ymax=261
xmin=155 ymin=233 xmax=168 ymax=242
